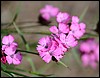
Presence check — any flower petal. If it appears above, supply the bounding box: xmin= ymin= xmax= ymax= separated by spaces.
xmin=49 ymin=26 xmax=58 ymax=34
xmin=13 ymin=52 xmax=22 ymax=65
xmin=6 ymin=56 xmax=13 ymax=64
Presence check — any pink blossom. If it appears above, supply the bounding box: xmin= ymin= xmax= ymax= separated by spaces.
xmin=37 ymin=36 xmax=65 ymax=63
xmin=37 ymin=36 xmax=52 ymax=52
xmin=58 ymin=23 xmax=70 ymax=33
xmin=4 ymin=43 xmax=18 ymax=56
xmin=70 ymin=17 xmax=86 ymax=39
xmin=60 ymin=33 xmax=78 ymax=48
xmin=41 ymin=13 xmax=51 ymax=21
xmin=2 ymin=35 xmax=14 ymax=45
xmin=40 ymin=4 xmax=59 ymax=20
xmin=79 ymin=38 xmax=99 ymax=69
xmin=2 ymin=35 xmax=18 ymax=55
xmin=49 ymin=23 xmax=69 ymax=35
xmin=6 ymin=52 xmax=22 ymax=65
xmin=72 ymin=16 xmax=79 ymax=23
xmin=49 ymin=26 xmax=58 ymax=35
xmin=1 ymin=35 xmax=22 ymax=65
xmin=56 ymin=12 xmax=71 ymax=23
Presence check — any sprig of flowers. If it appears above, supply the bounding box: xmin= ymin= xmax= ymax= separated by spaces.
xmin=37 ymin=11 xmax=86 ymax=63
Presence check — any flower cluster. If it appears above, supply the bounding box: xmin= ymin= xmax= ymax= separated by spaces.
xmin=1 ymin=35 xmax=22 ymax=65
xmin=79 ymin=38 xmax=99 ymax=69
xmin=37 ymin=11 xmax=86 ymax=63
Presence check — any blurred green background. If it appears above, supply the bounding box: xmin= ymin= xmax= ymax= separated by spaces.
xmin=1 ymin=1 xmax=99 ymax=77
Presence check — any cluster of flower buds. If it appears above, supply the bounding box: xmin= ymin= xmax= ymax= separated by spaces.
xmin=37 ymin=9 xmax=86 ymax=63
xmin=79 ymin=38 xmax=99 ymax=69
xmin=1 ymin=35 xmax=22 ymax=65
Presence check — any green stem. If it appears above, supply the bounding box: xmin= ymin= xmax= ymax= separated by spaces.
xmin=58 ymin=60 xmax=71 ymax=70
xmin=13 ymin=22 xmax=30 ymax=51
xmin=17 ymin=49 xmax=39 ymax=55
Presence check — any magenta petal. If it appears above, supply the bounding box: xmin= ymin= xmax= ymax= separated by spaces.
xmin=70 ymin=23 xmax=79 ymax=31
xmin=72 ymin=16 xmax=79 ymax=23
xmin=42 ymin=13 xmax=50 ymax=21
xmin=2 ymin=36 xmax=9 ymax=45
xmin=13 ymin=52 xmax=22 ymax=65
xmin=39 ymin=51 xmax=47 ymax=58
xmin=2 ymin=35 xmax=14 ymax=45
xmin=66 ymin=34 xmax=78 ymax=47
xmin=8 ymin=35 xmax=14 ymax=44
xmin=50 ymin=7 xmax=59 ymax=17
xmin=2 ymin=45 xmax=7 ymax=50
xmin=6 ymin=56 xmax=13 ymax=64
xmin=49 ymin=26 xmax=58 ymax=34
xmin=59 ymin=33 xmax=66 ymax=43
xmin=59 ymin=23 xmax=69 ymax=33
xmin=4 ymin=45 xmax=17 ymax=55
xmin=53 ymin=47 xmax=64 ymax=56
xmin=42 ymin=53 xmax=52 ymax=63
xmin=38 ymin=37 xmax=47 ymax=45
xmin=57 ymin=12 xmax=71 ymax=23
xmin=74 ymin=30 xmax=83 ymax=39
xmin=80 ymin=23 xmax=86 ymax=30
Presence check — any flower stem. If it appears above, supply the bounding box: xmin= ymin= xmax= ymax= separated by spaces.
xmin=17 ymin=49 xmax=39 ymax=55
xmin=13 ymin=22 xmax=30 ymax=51
xmin=58 ymin=60 xmax=71 ymax=70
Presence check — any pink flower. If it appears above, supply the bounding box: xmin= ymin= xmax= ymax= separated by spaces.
xmin=37 ymin=36 xmax=65 ymax=63
xmin=60 ymin=33 xmax=78 ymax=48
xmin=41 ymin=13 xmax=51 ymax=21
xmin=6 ymin=52 xmax=22 ymax=65
xmin=40 ymin=4 xmax=59 ymax=20
xmin=72 ymin=16 xmax=79 ymax=23
xmin=2 ymin=34 xmax=14 ymax=45
xmin=37 ymin=36 xmax=52 ymax=52
xmin=2 ymin=35 xmax=18 ymax=55
xmin=69 ymin=16 xmax=86 ymax=39
xmin=79 ymin=38 xmax=99 ymax=69
xmin=56 ymin=12 xmax=71 ymax=23
xmin=49 ymin=23 xmax=69 ymax=35
xmin=1 ymin=35 xmax=22 ymax=65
